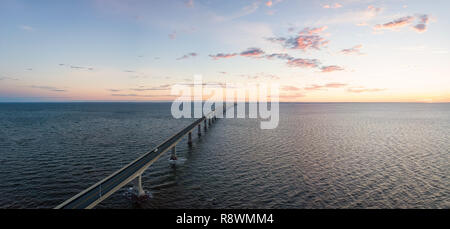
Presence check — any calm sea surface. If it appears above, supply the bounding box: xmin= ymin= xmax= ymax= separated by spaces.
xmin=0 ymin=103 xmax=448 ymax=209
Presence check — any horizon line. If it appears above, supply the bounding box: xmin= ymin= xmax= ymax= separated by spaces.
xmin=0 ymin=101 xmax=449 ymax=104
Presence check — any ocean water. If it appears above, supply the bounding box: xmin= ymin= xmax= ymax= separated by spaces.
xmin=0 ymin=103 xmax=448 ymax=209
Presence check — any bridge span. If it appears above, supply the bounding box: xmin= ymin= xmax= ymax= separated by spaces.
xmin=56 ymin=105 xmax=230 ymax=209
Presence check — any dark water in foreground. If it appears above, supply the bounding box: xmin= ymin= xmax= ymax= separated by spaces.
xmin=0 ymin=103 xmax=448 ymax=209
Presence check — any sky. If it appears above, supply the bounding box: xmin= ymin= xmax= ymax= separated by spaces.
xmin=0 ymin=0 xmax=449 ymax=102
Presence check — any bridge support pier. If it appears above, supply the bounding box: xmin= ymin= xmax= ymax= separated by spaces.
xmin=204 ymin=119 xmax=207 ymax=130
xmin=136 ymin=175 xmax=145 ymax=197
xmin=170 ymin=146 xmax=177 ymax=160
xmin=188 ymin=132 xmax=192 ymax=146
xmin=197 ymin=124 xmax=201 ymax=136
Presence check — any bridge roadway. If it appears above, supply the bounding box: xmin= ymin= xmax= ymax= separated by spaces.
xmin=55 ymin=107 xmax=226 ymax=209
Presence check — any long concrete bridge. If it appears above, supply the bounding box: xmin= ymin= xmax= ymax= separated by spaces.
xmin=55 ymin=105 xmax=230 ymax=209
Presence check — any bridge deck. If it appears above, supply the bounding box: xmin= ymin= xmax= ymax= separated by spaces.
xmin=55 ymin=107 xmax=224 ymax=209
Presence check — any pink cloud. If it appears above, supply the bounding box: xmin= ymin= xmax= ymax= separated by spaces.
xmin=209 ymin=48 xmax=264 ymax=60
xmin=326 ymin=83 xmax=347 ymax=88
xmin=320 ymin=65 xmax=344 ymax=73
xmin=304 ymin=85 xmax=325 ymax=91
xmin=266 ymin=1 xmax=273 ymax=7
xmin=265 ymin=53 xmax=293 ymax=60
xmin=209 ymin=53 xmax=238 ymax=60
xmin=295 ymin=35 xmax=328 ymax=50
xmin=264 ymin=52 xmax=345 ymax=73
xmin=176 ymin=52 xmax=197 ymax=60
xmin=374 ymin=14 xmax=431 ymax=33
xmin=268 ymin=26 xmax=329 ymax=51
xmin=418 ymin=14 xmax=430 ymax=24
xmin=374 ymin=16 xmax=415 ymax=30
xmin=300 ymin=26 xmax=328 ymax=35
xmin=340 ymin=44 xmax=363 ymax=55
xmin=412 ymin=14 xmax=430 ymax=33
xmin=240 ymin=47 xmax=265 ymax=57
xmin=209 ymin=48 xmax=343 ymax=74
xmin=282 ymin=86 xmax=301 ymax=91
xmin=413 ymin=24 xmax=427 ymax=33
xmin=286 ymin=58 xmax=320 ymax=68
xmin=304 ymin=83 xmax=347 ymax=90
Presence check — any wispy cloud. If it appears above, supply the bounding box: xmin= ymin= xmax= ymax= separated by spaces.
xmin=279 ymin=92 xmax=305 ymax=99
xmin=176 ymin=52 xmax=198 ymax=60
xmin=209 ymin=53 xmax=238 ymax=60
xmin=305 ymin=83 xmax=347 ymax=91
xmin=211 ymin=1 xmax=262 ymax=22
xmin=240 ymin=47 xmax=265 ymax=57
xmin=320 ymin=65 xmax=345 ymax=73
xmin=340 ymin=44 xmax=363 ymax=55
xmin=265 ymin=53 xmax=335 ymax=71
xmin=412 ymin=23 xmax=427 ymax=33
xmin=0 ymin=76 xmax=19 ymax=81
xmin=323 ymin=3 xmax=343 ymax=9
xmin=168 ymin=31 xmax=177 ymax=39
xmin=179 ymin=82 xmax=227 ymax=88
xmin=265 ymin=53 xmax=294 ymax=60
xmin=210 ymin=46 xmax=342 ymax=73
xmin=312 ymin=5 xmax=382 ymax=26
xmin=19 ymin=25 xmax=34 ymax=31
xmin=282 ymin=85 xmax=301 ymax=91
xmin=59 ymin=64 xmax=94 ymax=71
xmin=111 ymin=93 xmax=175 ymax=98
xmin=267 ymin=26 xmax=329 ymax=51
xmin=347 ymin=87 xmax=386 ymax=93
xmin=239 ymin=1 xmax=261 ymax=18
xmin=374 ymin=14 xmax=431 ymax=33
xmin=72 ymin=66 xmax=94 ymax=71
xmin=209 ymin=47 xmax=264 ymax=60
xmin=287 ymin=58 xmax=321 ymax=68
xmin=412 ymin=14 xmax=430 ymax=33
xmin=240 ymin=73 xmax=280 ymax=80
xmin=31 ymin=85 xmax=67 ymax=92
xmin=185 ymin=0 xmax=194 ymax=8
xmin=111 ymin=93 xmax=140 ymax=97
xmin=130 ymin=84 xmax=172 ymax=91
xmin=374 ymin=16 xmax=415 ymax=30
xmin=264 ymin=52 xmax=320 ymax=69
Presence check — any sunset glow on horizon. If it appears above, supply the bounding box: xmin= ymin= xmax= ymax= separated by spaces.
xmin=1 ymin=0 xmax=449 ymax=102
